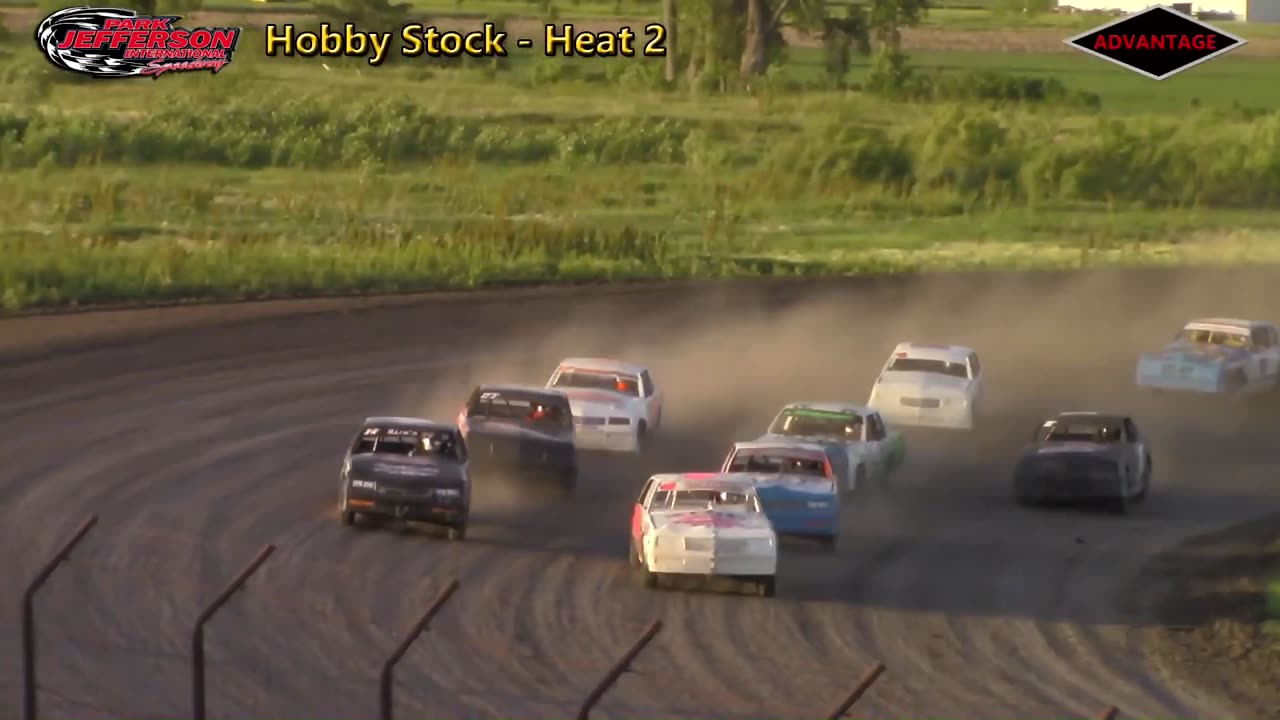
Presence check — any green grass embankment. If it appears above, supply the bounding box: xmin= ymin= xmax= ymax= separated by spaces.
xmin=0 ymin=24 xmax=1278 ymax=311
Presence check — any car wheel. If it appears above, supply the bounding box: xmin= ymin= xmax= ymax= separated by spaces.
xmin=629 ymin=537 xmax=642 ymax=567
xmin=819 ymin=535 xmax=837 ymax=552
xmin=636 ymin=421 xmax=649 ymax=453
xmin=642 ymin=568 xmax=658 ymax=588
xmin=340 ymin=508 xmax=355 ymax=526
xmin=1134 ymin=463 xmax=1151 ymax=504
xmin=1109 ymin=494 xmax=1129 ymax=515
xmin=756 ymin=576 xmax=776 ymax=598
xmin=848 ymin=466 xmax=867 ymax=499
xmin=447 ymin=524 xmax=466 ymax=542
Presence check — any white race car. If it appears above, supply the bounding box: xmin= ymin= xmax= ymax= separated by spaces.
xmin=867 ymin=342 xmax=984 ymax=430
xmin=546 ymin=357 xmax=663 ymax=453
xmin=628 ymin=473 xmax=778 ymax=597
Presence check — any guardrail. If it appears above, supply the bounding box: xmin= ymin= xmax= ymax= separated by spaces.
xmin=17 ymin=529 xmax=1128 ymax=720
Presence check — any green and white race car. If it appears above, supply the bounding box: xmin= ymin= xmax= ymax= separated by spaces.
xmin=755 ymin=402 xmax=906 ymax=499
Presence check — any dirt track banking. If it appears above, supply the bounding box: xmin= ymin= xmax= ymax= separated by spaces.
xmin=3 ymin=270 xmax=1279 ymax=720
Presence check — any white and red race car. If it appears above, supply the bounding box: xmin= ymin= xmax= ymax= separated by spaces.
xmin=545 ymin=357 xmax=663 ymax=453
xmin=628 ymin=472 xmax=778 ymax=596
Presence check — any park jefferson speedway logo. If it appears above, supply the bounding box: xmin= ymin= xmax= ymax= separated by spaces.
xmin=1064 ymin=4 xmax=1245 ymax=80
xmin=35 ymin=6 xmax=241 ymax=78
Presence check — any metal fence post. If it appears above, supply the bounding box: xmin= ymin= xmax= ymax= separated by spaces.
xmin=379 ymin=578 xmax=460 ymax=720
xmin=191 ymin=544 xmax=275 ymax=720
xmin=1098 ymin=705 xmax=1119 ymax=720
xmin=21 ymin=514 xmax=98 ymax=720
xmin=825 ymin=661 xmax=886 ymax=720
xmin=575 ymin=619 xmax=663 ymax=720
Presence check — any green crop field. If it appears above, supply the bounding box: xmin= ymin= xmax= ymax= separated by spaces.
xmin=0 ymin=1 xmax=1278 ymax=311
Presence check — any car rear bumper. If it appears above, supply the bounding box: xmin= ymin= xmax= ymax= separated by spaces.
xmin=647 ymin=553 xmax=776 ymax=576
xmin=873 ymin=404 xmax=973 ymax=430
xmin=1015 ymin=475 xmax=1123 ymax=501
xmin=345 ymin=496 xmax=468 ymax=524
xmin=572 ymin=426 xmax=640 ymax=453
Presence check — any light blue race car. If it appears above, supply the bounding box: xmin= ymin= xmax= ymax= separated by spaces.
xmin=1135 ymin=318 xmax=1280 ymax=395
xmin=720 ymin=440 xmax=841 ymax=551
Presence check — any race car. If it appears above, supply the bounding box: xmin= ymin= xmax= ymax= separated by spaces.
xmin=867 ymin=342 xmax=984 ymax=430
xmin=629 ymin=473 xmax=778 ymax=597
xmin=545 ymin=357 xmax=663 ymax=453
xmin=338 ymin=417 xmax=471 ymax=540
xmin=456 ymin=384 xmax=578 ymax=494
xmin=1013 ymin=411 xmax=1151 ymax=514
xmin=720 ymin=441 xmax=841 ymax=550
xmin=1135 ymin=318 xmax=1280 ymax=396
xmin=757 ymin=402 xmax=905 ymax=499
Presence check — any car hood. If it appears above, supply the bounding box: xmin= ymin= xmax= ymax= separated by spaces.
xmin=754 ymin=432 xmax=861 ymax=450
xmin=347 ymin=454 xmax=465 ymax=483
xmin=1149 ymin=342 xmax=1247 ymax=365
xmin=464 ymin=419 xmax=573 ymax=445
xmin=649 ymin=509 xmax=773 ymax=539
xmin=875 ymin=371 xmax=970 ymax=393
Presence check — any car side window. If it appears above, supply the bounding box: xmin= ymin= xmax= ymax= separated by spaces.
xmin=1123 ymin=419 xmax=1139 ymax=443
xmin=1251 ymin=327 xmax=1270 ymax=349
xmin=867 ymin=414 xmax=886 ymax=441
xmin=968 ymin=352 xmax=982 ymax=378
xmin=636 ymin=477 xmax=655 ymax=505
xmin=640 ymin=370 xmax=655 ymax=398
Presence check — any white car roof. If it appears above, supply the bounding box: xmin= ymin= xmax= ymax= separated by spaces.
xmin=555 ymin=357 xmax=646 ymax=376
xmin=1184 ymin=318 xmax=1267 ymax=332
xmin=648 ymin=472 xmax=759 ymax=493
xmin=733 ymin=440 xmax=830 ymax=455
xmin=779 ymin=401 xmax=873 ymax=416
xmin=890 ymin=342 xmax=975 ymax=361
xmin=364 ymin=416 xmax=449 ymax=427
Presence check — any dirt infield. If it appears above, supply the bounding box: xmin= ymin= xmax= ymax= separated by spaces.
xmin=6 ymin=8 xmax=1279 ymax=56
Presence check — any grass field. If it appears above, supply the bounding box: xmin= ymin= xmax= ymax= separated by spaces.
xmin=0 ymin=3 xmax=1277 ymax=310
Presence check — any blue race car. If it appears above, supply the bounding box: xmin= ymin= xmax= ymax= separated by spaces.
xmin=1135 ymin=318 xmax=1280 ymax=396
xmin=720 ymin=440 xmax=840 ymax=551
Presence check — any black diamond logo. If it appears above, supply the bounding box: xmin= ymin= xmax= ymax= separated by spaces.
xmin=1064 ymin=4 xmax=1247 ymax=80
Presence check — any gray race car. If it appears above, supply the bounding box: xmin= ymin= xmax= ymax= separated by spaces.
xmin=338 ymin=417 xmax=471 ymax=539
xmin=457 ymin=384 xmax=578 ymax=494
xmin=1013 ymin=411 xmax=1152 ymax=514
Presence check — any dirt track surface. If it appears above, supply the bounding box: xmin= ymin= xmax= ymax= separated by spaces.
xmin=3 ymin=270 xmax=1280 ymax=719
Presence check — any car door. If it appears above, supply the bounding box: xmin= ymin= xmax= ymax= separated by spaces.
xmin=639 ymin=370 xmax=662 ymax=427
xmin=631 ymin=477 xmax=656 ymax=546
xmin=1123 ymin=418 xmax=1144 ymax=493
xmin=966 ymin=352 xmax=984 ymax=406
xmin=862 ymin=413 xmax=887 ymax=479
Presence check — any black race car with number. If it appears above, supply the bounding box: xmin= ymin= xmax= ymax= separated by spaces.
xmin=457 ymin=384 xmax=578 ymax=494
xmin=1013 ymin=411 xmax=1152 ymax=514
xmin=338 ymin=417 xmax=471 ymax=540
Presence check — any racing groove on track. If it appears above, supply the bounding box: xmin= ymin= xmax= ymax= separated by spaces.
xmin=2 ymin=272 xmax=1279 ymax=720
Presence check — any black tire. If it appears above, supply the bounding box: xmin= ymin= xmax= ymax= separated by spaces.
xmin=819 ymin=535 xmax=837 ymax=552
xmin=340 ymin=508 xmax=355 ymax=526
xmin=447 ymin=523 xmax=466 ymax=541
xmin=756 ymin=576 xmax=776 ymax=598
xmin=629 ymin=537 xmax=642 ymax=567
xmin=636 ymin=421 xmax=649 ymax=453
xmin=642 ymin=568 xmax=657 ymax=588
xmin=1133 ymin=461 xmax=1151 ymax=504
xmin=1108 ymin=494 xmax=1129 ymax=515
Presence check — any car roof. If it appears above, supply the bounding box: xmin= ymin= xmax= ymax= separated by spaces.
xmin=647 ymin=472 xmax=759 ymax=493
xmin=1051 ymin=411 xmax=1128 ymax=424
xmin=1185 ymin=318 xmax=1268 ymax=332
xmin=890 ymin=342 xmax=975 ymax=361
xmin=733 ymin=440 xmax=831 ymax=455
xmin=362 ymin=416 xmax=457 ymax=431
xmin=778 ymin=401 xmax=873 ymax=416
xmin=555 ymin=357 xmax=646 ymax=375
xmin=475 ymin=383 xmax=569 ymax=398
